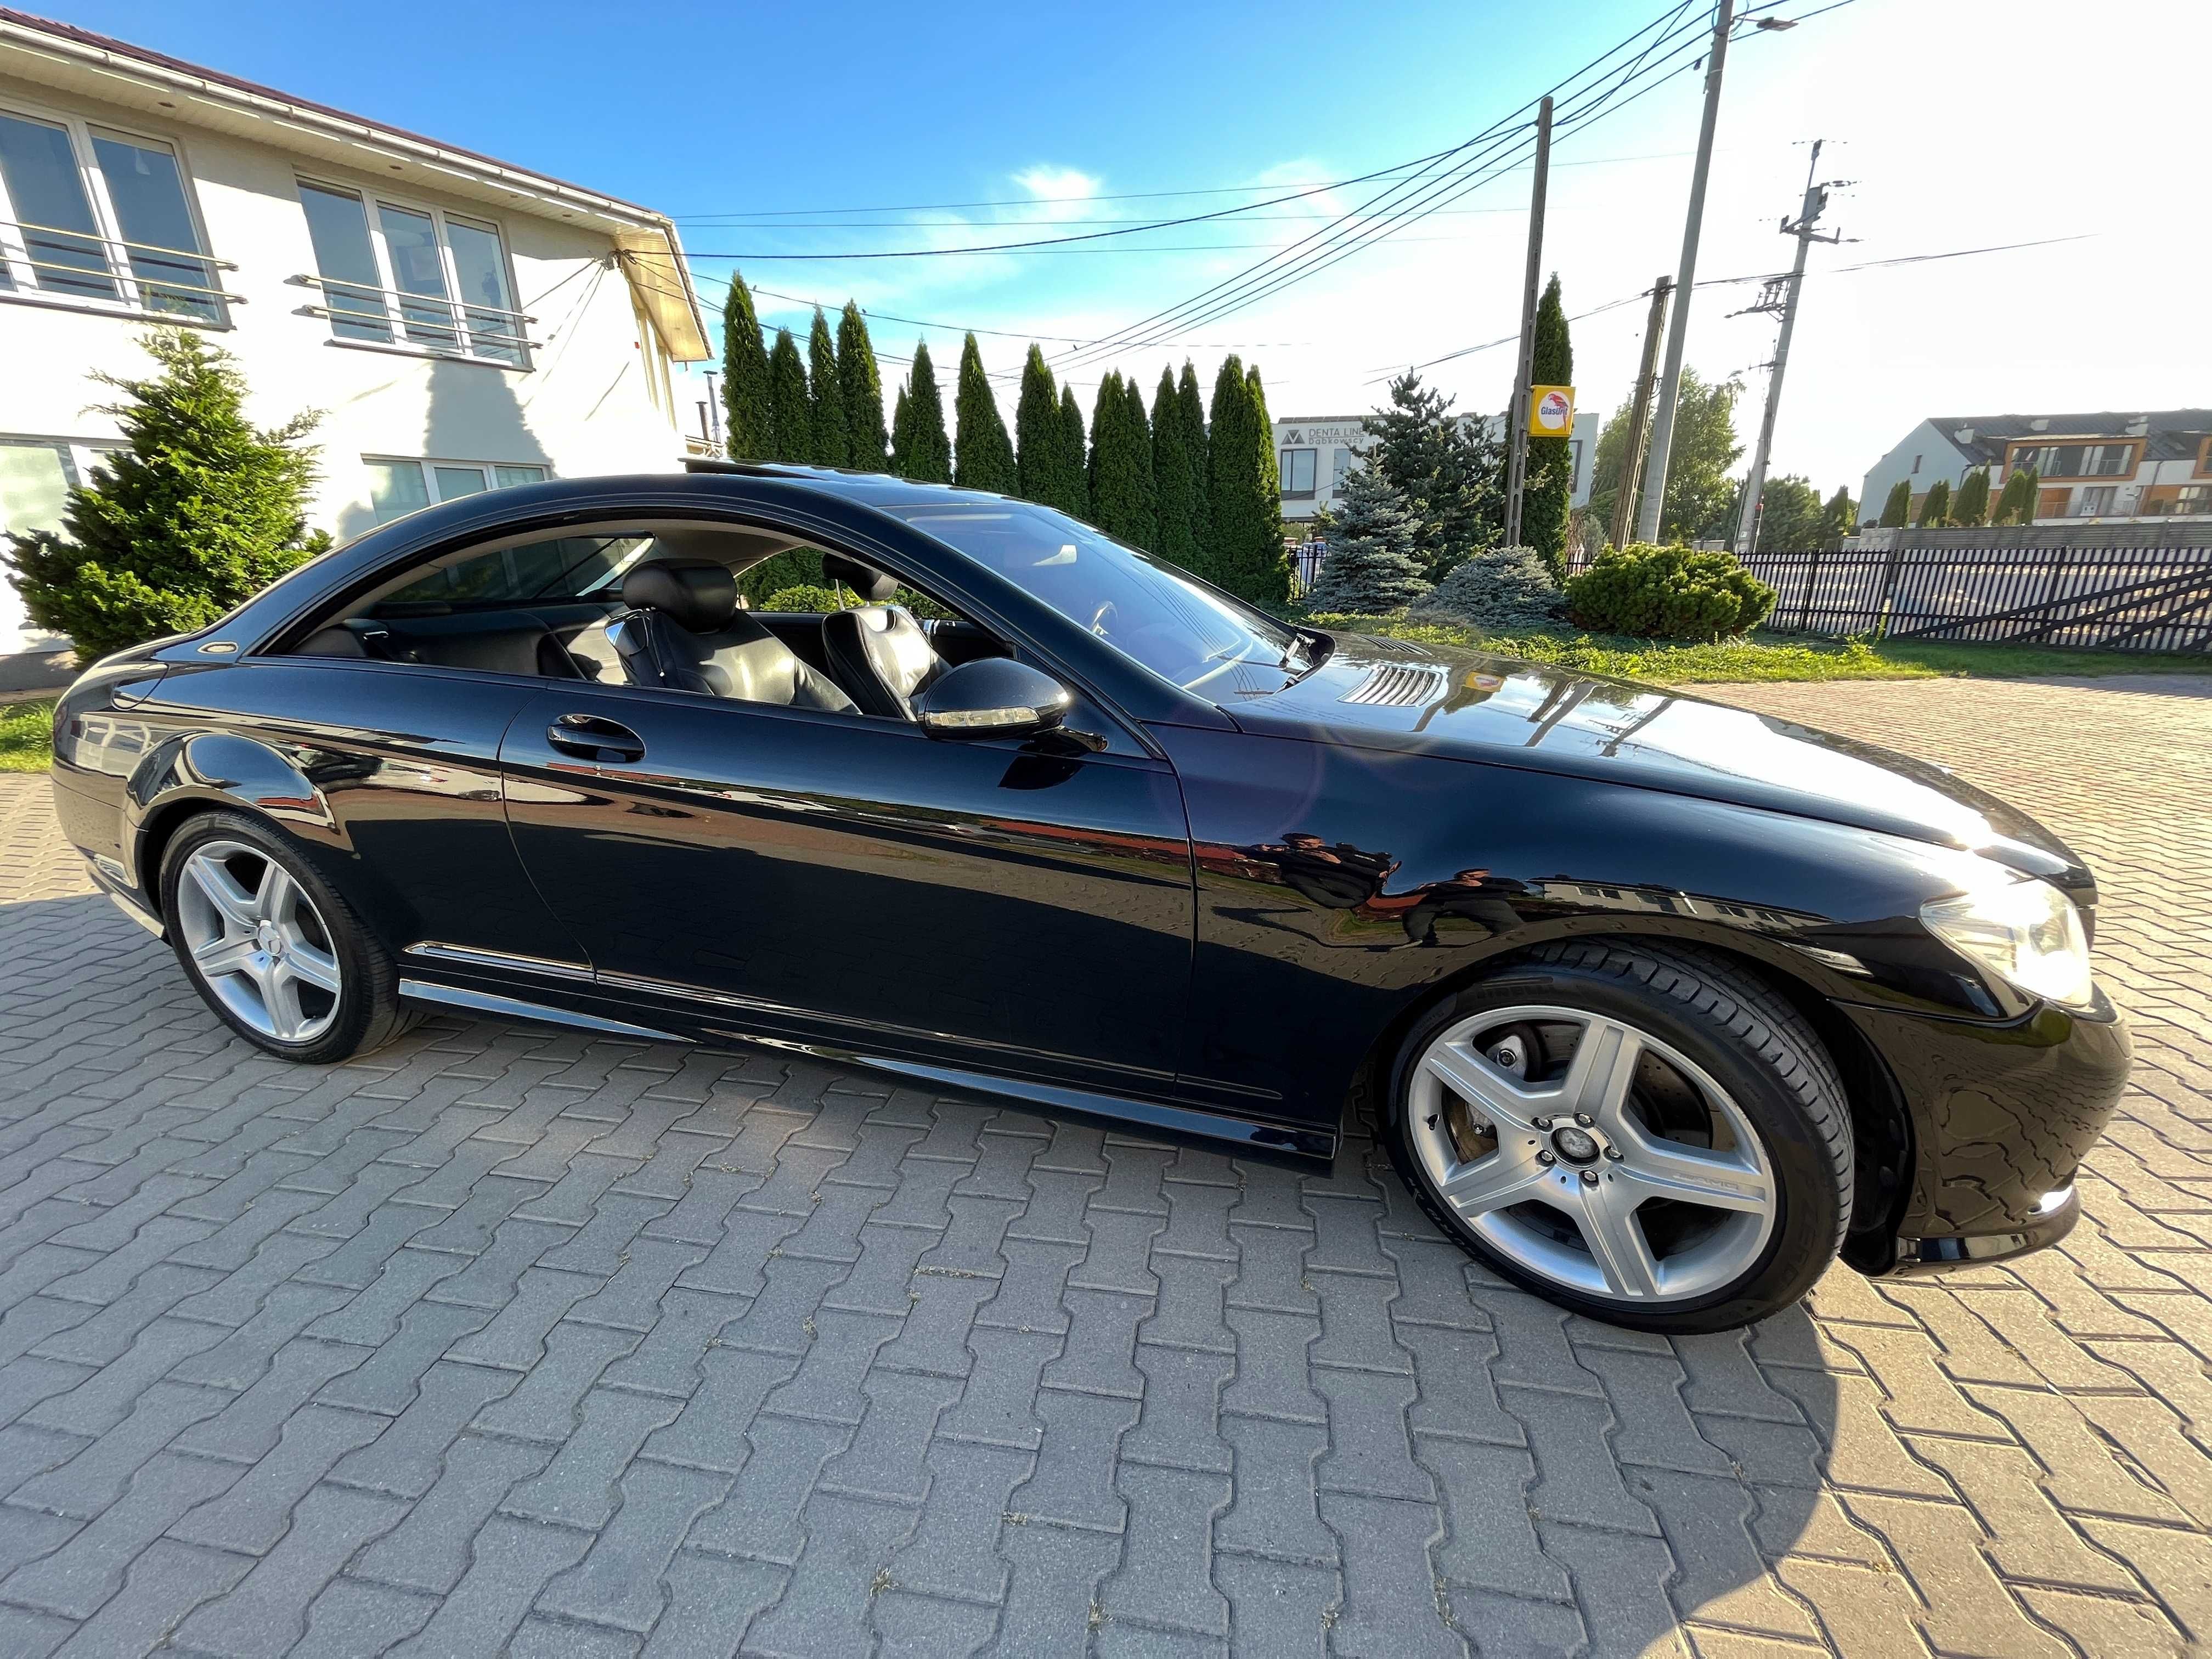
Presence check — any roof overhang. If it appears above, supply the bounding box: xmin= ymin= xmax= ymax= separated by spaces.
xmin=0 ymin=9 xmax=709 ymax=360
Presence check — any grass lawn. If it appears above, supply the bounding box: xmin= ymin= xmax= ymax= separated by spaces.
xmin=1296 ymin=614 xmax=2212 ymax=686
xmin=0 ymin=698 xmax=56 ymax=773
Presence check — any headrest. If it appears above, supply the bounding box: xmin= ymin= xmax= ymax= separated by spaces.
xmin=822 ymin=552 xmax=899 ymax=604
xmin=623 ymin=559 xmax=736 ymax=631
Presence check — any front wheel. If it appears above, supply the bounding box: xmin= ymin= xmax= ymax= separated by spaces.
xmin=1380 ymin=940 xmax=1853 ymax=1334
xmin=162 ymin=810 xmax=414 ymax=1065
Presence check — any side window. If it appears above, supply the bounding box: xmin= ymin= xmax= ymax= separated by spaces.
xmin=380 ymin=535 xmax=646 ymax=607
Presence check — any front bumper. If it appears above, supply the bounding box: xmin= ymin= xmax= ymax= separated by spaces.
xmin=1843 ymin=995 xmax=2129 ymax=1276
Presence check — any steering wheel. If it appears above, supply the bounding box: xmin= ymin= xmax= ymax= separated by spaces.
xmin=1088 ymin=601 xmax=1118 ymax=637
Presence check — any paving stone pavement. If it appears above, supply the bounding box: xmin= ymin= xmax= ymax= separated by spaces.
xmin=0 ymin=672 xmax=2207 ymax=1657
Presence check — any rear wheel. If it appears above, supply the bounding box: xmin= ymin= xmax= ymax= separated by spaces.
xmin=1380 ymin=940 xmax=1852 ymax=1333
xmin=162 ymin=810 xmax=414 ymax=1064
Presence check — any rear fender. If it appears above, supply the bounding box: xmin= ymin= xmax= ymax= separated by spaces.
xmin=124 ymin=731 xmax=340 ymax=893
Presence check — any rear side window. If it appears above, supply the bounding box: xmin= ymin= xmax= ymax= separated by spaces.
xmin=379 ymin=534 xmax=650 ymax=610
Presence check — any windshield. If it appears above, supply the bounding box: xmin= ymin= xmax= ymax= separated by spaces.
xmin=892 ymin=503 xmax=1304 ymax=695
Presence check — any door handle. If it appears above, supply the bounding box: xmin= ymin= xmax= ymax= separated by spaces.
xmin=546 ymin=713 xmax=646 ymax=764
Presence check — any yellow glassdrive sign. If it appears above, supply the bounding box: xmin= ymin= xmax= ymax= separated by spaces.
xmin=1528 ymin=385 xmax=1576 ymax=436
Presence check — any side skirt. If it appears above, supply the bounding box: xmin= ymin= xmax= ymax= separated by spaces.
xmin=398 ymin=978 xmax=692 ymax=1044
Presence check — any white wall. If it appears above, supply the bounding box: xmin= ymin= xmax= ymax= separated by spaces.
xmin=1273 ymin=409 xmax=1598 ymax=528
xmin=0 ymin=69 xmax=685 ymax=652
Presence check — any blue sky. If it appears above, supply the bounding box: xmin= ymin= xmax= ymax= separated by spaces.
xmin=32 ymin=0 xmax=2212 ymax=495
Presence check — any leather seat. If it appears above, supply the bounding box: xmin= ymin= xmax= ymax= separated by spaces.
xmin=819 ymin=554 xmax=946 ymax=720
xmin=614 ymin=559 xmax=855 ymax=712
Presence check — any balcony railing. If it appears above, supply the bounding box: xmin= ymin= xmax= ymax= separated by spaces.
xmin=289 ymin=273 xmax=536 ymax=365
xmin=0 ymin=218 xmax=240 ymax=323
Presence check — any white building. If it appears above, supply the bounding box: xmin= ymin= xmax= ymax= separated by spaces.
xmin=1273 ymin=409 xmax=1598 ymax=534
xmin=0 ymin=8 xmax=710 ymax=653
xmin=1859 ymin=410 xmax=2212 ymax=528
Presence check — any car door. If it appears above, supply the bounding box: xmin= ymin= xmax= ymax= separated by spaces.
xmin=496 ymin=678 xmax=1198 ymax=1096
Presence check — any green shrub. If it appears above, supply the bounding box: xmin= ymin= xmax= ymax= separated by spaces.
xmin=1408 ymin=544 xmax=1561 ymax=632
xmin=1563 ymin=543 xmax=1775 ymax=640
xmin=761 ymin=584 xmax=843 ymax=613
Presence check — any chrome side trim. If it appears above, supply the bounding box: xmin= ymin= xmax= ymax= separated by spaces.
xmin=397 ymin=978 xmax=689 ymax=1043
xmin=87 ymin=860 xmax=167 ymax=939
xmin=404 ymin=941 xmax=594 ymax=981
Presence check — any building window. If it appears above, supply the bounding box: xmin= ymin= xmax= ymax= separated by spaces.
xmin=1279 ymin=447 xmax=1317 ymax=499
xmin=2008 ymin=442 xmax=2136 ymax=480
xmin=0 ymin=105 xmax=225 ymax=322
xmin=1911 ymin=454 xmax=1921 ymax=473
xmin=2197 ymin=438 xmax=2212 ymax=479
xmin=299 ymin=181 xmax=528 ymax=366
xmin=1332 ymin=447 xmax=1353 ymax=489
xmin=2176 ymin=485 xmax=2212 ymax=515
xmin=363 ymin=457 xmax=548 ymax=524
xmin=2074 ymin=486 xmax=2117 ymax=517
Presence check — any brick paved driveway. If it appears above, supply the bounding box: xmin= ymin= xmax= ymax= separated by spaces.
xmin=0 ymin=673 xmax=2207 ymax=1658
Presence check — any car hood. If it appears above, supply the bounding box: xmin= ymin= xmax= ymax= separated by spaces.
xmin=1222 ymin=631 xmax=2091 ymax=891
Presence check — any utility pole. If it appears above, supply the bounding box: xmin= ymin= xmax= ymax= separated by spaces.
xmin=1733 ymin=140 xmax=1843 ymax=556
xmin=1609 ymin=275 xmax=1673 ymax=549
xmin=1634 ymin=0 xmax=1735 ymax=544
xmin=1502 ymin=94 xmax=1553 ymax=550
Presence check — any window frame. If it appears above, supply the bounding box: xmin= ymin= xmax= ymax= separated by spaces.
xmin=295 ymin=176 xmax=531 ymax=369
xmin=0 ymin=97 xmax=229 ymax=325
xmin=362 ymin=455 xmax=551 ymax=525
xmin=2196 ymin=437 xmax=2212 ymax=479
xmin=2005 ymin=439 xmax=2141 ymax=482
xmin=1278 ymin=446 xmax=1318 ymax=499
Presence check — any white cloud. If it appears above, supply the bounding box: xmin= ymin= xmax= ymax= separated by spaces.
xmin=1012 ymin=165 xmax=1101 ymax=204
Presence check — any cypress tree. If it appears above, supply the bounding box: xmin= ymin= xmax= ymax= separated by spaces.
xmin=1152 ymin=365 xmax=1201 ymax=573
xmin=1817 ymin=487 xmax=1857 ymax=543
xmin=807 ymin=309 xmax=847 ymax=467
xmin=1205 ymin=357 xmax=1290 ymax=605
xmin=1057 ymin=387 xmax=1088 ymax=520
xmin=5 ymin=329 xmax=331 ymax=658
xmin=1878 ymin=477 xmax=1913 ymax=528
xmin=1916 ymin=477 xmax=1951 ymax=527
xmin=1950 ymin=468 xmax=1991 ymax=527
xmin=1994 ymin=465 xmax=2039 ymax=526
xmin=897 ymin=342 xmax=951 ymax=484
xmin=952 ymin=333 xmax=1015 ymax=493
xmin=889 ymin=385 xmax=912 ymax=474
xmin=836 ymin=302 xmax=886 ymax=470
xmin=766 ymin=328 xmax=809 ymax=464
xmin=1176 ymin=362 xmax=1211 ymax=570
xmin=1523 ymin=274 xmax=1575 ymax=578
xmin=719 ymin=273 xmax=772 ymax=460
xmin=1121 ymin=374 xmax=1157 ymax=551
xmin=1015 ymin=346 xmax=1062 ymax=506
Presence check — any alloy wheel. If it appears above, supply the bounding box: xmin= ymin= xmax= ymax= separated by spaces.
xmin=1408 ymin=1003 xmax=1777 ymax=1303
xmin=174 ymin=839 xmax=342 ymax=1043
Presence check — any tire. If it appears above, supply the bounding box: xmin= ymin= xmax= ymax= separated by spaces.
xmin=161 ymin=809 xmax=416 ymax=1065
xmin=1374 ymin=939 xmax=1852 ymax=1334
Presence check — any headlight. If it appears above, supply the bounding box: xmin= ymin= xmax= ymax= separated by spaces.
xmin=1922 ymin=876 xmax=2093 ymax=1009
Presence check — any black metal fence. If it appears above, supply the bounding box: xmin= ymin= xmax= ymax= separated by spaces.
xmin=1731 ymin=534 xmax=2212 ymax=653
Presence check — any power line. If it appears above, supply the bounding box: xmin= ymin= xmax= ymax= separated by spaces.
xmin=1052 ymin=0 xmax=1712 ymax=372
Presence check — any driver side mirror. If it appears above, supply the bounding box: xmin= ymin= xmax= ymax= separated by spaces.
xmin=914 ymin=658 xmax=1071 ymax=740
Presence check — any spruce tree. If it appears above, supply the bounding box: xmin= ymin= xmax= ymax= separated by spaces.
xmin=898 ymin=342 xmax=951 ymax=483
xmin=5 ymin=329 xmax=331 ymax=658
xmin=1204 ymin=357 xmax=1290 ymax=606
xmin=952 ymin=334 xmax=1015 ymax=493
xmin=1879 ymin=477 xmax=1913 ymax=528
xmin=1950 ymin=468 xmax=1991 ymax=527
xmin=1056 ymin=387 xmax=1089 ymax=520
xmin=806 ymin=309 xmax=847 ymax=467
xmin=766 ymin=328 xmax=809 ymax=464
xmin=1151 ymin=365 xmax=1201 ymax=573
xmin=1304 ymin=464 xmax=1432 ymax=614
xmin=1176 ymin=362 xmax=1211 ymax=569
xmin=719 ymin=273 xmax=772 ymax=460
xmin=836 ymin=302 xmax=886 ymax=470
xmin=1361 ymin=371 xmax=1502 ymax=578
xmin=1523 ymin=274 xmax=1575 ymax=578
xmin=1015 ymin=346 xmax=1062 ymax=507
xmin=1916 ymin=477 xmax=1952 ymax=527
xmin=1994 ymin=466 xmax=2039 ymax=526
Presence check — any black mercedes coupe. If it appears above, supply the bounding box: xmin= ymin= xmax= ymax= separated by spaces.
xmin=47 ymin=464 xmax=2130 ymax=1332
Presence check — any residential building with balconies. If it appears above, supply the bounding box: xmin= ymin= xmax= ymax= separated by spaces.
xmin=1858 ymin=410 xmax=2212 ymax=528
xmin=0 ymin=7 xmax=709 ymax=652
